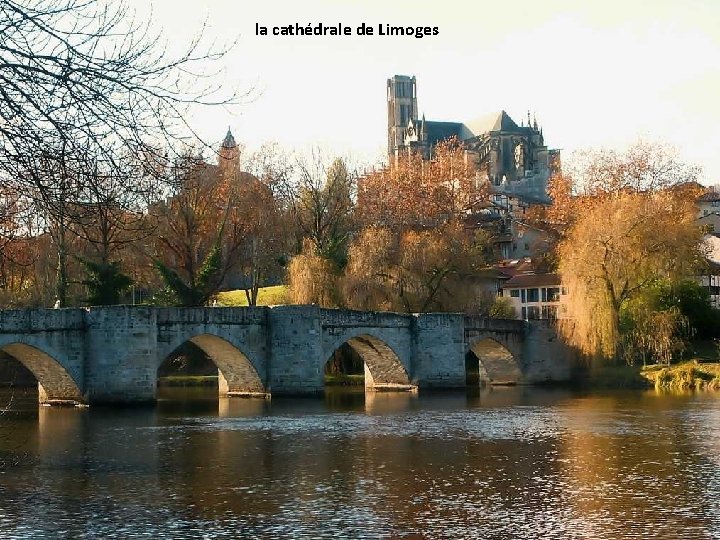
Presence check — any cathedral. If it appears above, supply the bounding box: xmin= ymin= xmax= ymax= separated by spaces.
xmin=387 ymin=75 xmax=560 ymax=201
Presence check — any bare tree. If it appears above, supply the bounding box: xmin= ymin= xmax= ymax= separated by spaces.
xmin=0 ymin=0 xmax=239 ymax=305
xmin=289 ymin=153 xmax=355 ymax=267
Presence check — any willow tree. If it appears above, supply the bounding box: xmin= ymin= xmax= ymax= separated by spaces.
xmin=555 ymin=141 xmax=705 ymax=363
xmin=558 ymin=189 xmax=704 ymax=363
xmin=283 ymin=155 xmax=355 ymax=306
xmin=287 ymin=240 xmax=338 ymax=307
xmin=342 ymin=223 xmax=492 ymax=313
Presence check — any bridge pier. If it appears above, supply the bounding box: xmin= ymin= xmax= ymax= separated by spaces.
xmin=413 ymin=313 xmax=467 ymax=389
xmin=267 ymin=306 xmax=324 ymax=396
xmin=85 ymin=307 xmax=158 ymax=404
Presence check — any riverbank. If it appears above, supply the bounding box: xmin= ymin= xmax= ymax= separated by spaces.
xmin=157 ymin=375 xmax=218 ymax=387
xmin=642 ymin=363 xmax=720 ymax=391
xmin=583 ymin=362 xmax=720 ymax=391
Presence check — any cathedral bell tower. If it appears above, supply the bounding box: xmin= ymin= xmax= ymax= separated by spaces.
xmin=387 ymin=75 xmax=418 ymax=157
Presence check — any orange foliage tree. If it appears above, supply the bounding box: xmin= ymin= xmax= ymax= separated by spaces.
xmin=342 ymin=223 xmax=492 ymax=312
xmin=357 ymin=138 xmax=487 ymax=228
xmin=552 ymin=140 xmax=706 ymax=363
xmin=150 ymin=153 xmax=247 ymax=305
xmin=338 ymin=139 xmax=494 ymax=312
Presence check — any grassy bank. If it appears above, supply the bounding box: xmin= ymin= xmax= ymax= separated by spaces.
xmin=642 ymin=363 xmax=720 ymax=391
xmin=582 ymin=362 xmax=720 ymax=391
xmin=217 ymin=285 xmax=288 ymax=307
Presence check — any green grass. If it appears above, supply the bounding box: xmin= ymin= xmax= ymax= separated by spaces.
xmin=157 ymin=375 xmax=218 ymax=387
xmin=217 ymin=285 xmax=288 ymax=307
xmin=579 ymin=361 xmax=720 ymax=391
xmin=324 ymin=374 xmax=365 ymax=386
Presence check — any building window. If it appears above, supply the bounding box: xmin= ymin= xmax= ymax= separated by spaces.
xmin=521 ymin=289 xmax=526 ymax=303
xmin=541 ymin=305 xmax=558 ymax=320
xmin=526 ymin=288 xmax=539 ymax=303
xmin=713 ymin=201 xmax=720 ymax=207
xmin=526 ymin=306 xmax=540 ymax=319
xmin=521 ymin=307 xmax=527 ymax=319
xmin=545 ymin=287 xmax=560 ymax=302
xmin=510 ymin=289 xmax=520 ymax=298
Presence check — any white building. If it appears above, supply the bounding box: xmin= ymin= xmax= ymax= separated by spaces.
xmin=498 ymin=272 xmax=567 ymax=320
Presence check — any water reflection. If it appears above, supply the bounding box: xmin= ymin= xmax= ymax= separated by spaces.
xmin=0 ymin=387 xmax=719 ymax=538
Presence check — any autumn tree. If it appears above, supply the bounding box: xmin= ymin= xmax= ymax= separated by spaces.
xmin=150 ymin=153 xmax=246 ymax=306
xmin=357 ymin=138 xmax=487 ymax=229
xmin=342 ymin=223 xmax=493 ymax=313
xmin=557 ymin=181 xmax=705 ymax=364
xmin=287 ymin=240 xmax=339 ymax=307
xmin=333 ymin=139 xmax=493 ymax=313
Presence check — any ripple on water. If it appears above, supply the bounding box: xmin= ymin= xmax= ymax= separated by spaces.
xmin=1 ymin=390 xmax=720 ymax=539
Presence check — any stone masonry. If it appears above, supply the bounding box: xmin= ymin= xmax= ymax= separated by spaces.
xmin=0 ymin=306 xmax=572 ymax=405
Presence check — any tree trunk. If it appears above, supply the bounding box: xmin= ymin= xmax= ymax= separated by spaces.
xmin=55 ymin=225 xmax=68 ymax=307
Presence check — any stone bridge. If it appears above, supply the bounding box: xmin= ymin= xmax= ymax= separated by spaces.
xmin=0 ymin=306 xmax=572 ymax=405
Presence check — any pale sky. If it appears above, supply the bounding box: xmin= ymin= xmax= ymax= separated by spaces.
xmin=135 ymin=0 xmax=720 ymax=182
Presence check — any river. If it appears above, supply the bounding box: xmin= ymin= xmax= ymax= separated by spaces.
xmin=0 ymin=386 xmax=719 ymax=539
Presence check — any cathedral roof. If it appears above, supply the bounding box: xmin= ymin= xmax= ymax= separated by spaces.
xmin=465 ymin=111 xmax=519 ymax=135
xmin=424 ymin=121 xmax=465 ymax=145
xmin=221 ymin=127 xmax=237 ymax=148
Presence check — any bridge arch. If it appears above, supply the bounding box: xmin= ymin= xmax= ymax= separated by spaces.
xmin=324 ymin=332 xmax=412 ymax=391
xmin=0 ymin=342 xmax=83 ymax=404
xmin=467 ymin=337 xmax=522 ymax=385
xmin=157 ymin=334 xmax=265 ymax=397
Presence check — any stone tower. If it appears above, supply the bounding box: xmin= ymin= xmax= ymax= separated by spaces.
xmin=218 ymin=127 xmax=240 ymax=181
xmin=387 ymin=75 xmax=418 ymax=156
